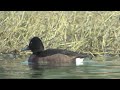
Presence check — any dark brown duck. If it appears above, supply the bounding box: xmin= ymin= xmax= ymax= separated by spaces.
xmin=21 ymin=37 xmax=93 ymax=68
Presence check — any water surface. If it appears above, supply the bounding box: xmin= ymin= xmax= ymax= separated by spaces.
xmin=0 ymin=54 xmax=120 ymax=79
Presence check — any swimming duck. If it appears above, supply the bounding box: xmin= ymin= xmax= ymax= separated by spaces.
xmin=21 ymin=37 xmax=93 ymax=68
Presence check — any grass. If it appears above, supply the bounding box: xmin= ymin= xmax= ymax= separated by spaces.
xmin=0 ymin=11 xmax=120 ymax=55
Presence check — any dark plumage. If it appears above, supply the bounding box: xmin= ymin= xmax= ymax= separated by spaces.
xmin=21 ymin=37 xmax=93 ymax=69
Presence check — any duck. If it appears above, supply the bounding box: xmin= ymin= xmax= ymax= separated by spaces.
xmin=21 ymin=37 xmax=94 ymax=68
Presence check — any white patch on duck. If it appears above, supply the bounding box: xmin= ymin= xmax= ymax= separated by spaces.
xmin=75 ymin=58 xmax=84 ymax=66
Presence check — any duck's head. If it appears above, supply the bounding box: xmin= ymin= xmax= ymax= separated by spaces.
xmin=21 ymin=37 xmax=44 ymax=53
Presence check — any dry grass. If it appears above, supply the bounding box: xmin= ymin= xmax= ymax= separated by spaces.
xmin=0 ymin=11 xmax=120 ymax=55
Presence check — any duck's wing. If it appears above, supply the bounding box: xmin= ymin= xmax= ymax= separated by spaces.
xmin=37 ymin=49 xmax=93 ymax=58
xmin=46 ymin=49 xmax=79 ymax=56
xmin=36 ymin=49 xmax=78 ymax=57
xmin=47 ymin=49 xmax=97 ymax=58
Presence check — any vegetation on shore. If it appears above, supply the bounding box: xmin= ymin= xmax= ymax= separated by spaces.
xmin=0 ymin=11 xmax=120 ymax=55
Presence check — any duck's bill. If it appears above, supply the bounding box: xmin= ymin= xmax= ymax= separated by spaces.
xmin=21 ymin=45 xmax=30 ymax=51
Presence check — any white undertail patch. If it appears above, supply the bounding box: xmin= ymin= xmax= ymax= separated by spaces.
xmin=75 ymin=58 xmax=84 ymax=66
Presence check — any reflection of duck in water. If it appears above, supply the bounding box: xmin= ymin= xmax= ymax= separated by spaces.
xmin=21 ymin=37 xmax=94 ymax=69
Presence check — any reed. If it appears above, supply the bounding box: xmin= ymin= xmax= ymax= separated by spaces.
xmin=0 ymin=11 xmax=120 ymax=55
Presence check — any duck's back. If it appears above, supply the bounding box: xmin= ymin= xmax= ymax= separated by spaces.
xmin=35 ymin=49 xmax=93 ymax=59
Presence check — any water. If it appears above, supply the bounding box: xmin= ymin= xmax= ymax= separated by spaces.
xmin=0 ymin=54 xmax=120 ymax=79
